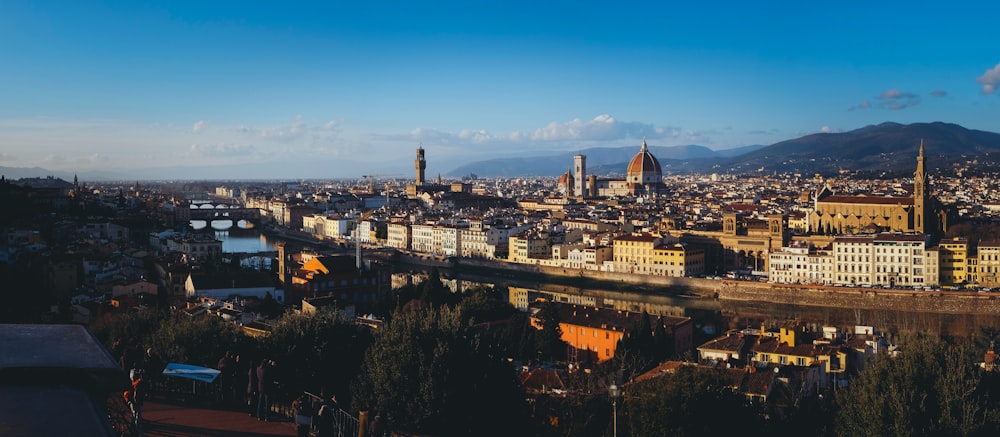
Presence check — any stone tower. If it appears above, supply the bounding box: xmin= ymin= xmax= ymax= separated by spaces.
xmin=573 ymin=154 xmax=586 ymax=198
xmin=913 ymin=140 xmax=927 ymax=233
xmin=415 ymin=145 xmax=426 ymax=186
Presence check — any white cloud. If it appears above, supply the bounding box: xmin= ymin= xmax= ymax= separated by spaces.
xmin=820 ymin=126 xmax=831 ymax=133
xmin=257 ymin=115 xmax=307 ymax=142
xmin=192 ymin=120 xmax=209 ymax=134
xmin=977 ymin=63 xmax=1000 ymax=94
xmin=529 ymin=114 xmax=671 ymax=142
xmin=189 ymin=143 xmax=256 ymax=157
xmin=930 ymin=89 xmax=948 ymax=97
xmin=384 ymin=115 xmax=685 ymax=150
xmin=0 ymin=152 xmax=15 ymax=162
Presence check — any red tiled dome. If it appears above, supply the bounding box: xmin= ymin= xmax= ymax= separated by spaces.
xmin=626 ymin=139 xmax=662 ymax=184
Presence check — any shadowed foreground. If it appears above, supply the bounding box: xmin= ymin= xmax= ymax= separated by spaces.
xmin=141 ymin=401 xmax=298 ymax=437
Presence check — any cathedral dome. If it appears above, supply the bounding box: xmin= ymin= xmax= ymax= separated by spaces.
xmin=626 ymin=139 xmax=662 ymax=185
xmin=558 ymin=171 xmax=570 ymax=187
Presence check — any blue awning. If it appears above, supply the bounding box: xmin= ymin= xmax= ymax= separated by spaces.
xmin=161 ymin=363 xmax=221 ymax=383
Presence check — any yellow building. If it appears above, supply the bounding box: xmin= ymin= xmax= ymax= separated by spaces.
xmin=613 ymin=233 xmax=661 ymax=274
xmin=939 ymin=237 xmax=969 ymax=286
xmin=751 ymin=326 xmax=848 ymax=374
xmin=651 ymin=243 xmax=705 ymax=277
xmin=508 ymin=232 xmax=551 ymax=263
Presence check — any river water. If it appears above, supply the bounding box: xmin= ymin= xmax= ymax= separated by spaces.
xmin=413 ymin=265 xmax=1000 ymax=340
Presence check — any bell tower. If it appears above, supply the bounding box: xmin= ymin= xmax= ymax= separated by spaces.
xmin=913 ymin=140 xmax=927 ymax=233
xmin=415 ymin=144 xmax=426 ymax=186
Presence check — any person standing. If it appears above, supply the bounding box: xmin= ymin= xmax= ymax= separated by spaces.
xmin=246 ymin=358 xmax=259 ymax=417
xmin=125 ymin=368 xmax=147 ymax=432
xmin=256 ymin=359 xmax=273 ymax=421
xmin=292 ymin=393 xmax=313 ymax=437
xmin=215 ymin=351 xmax=234 ymax=405
xmin=142 ymin=347 xmax=165 ymax=398
xmin=233 ymin=353 xmax=249 ymax=410
xmin=315 ymin=395 xmax=340 ymax=437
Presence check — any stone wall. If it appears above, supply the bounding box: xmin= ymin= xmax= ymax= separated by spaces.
xmin=718 ymin=281 xmax=1000 ymax=315
xmin=395 ymin=251 xmax=1000 ymax=316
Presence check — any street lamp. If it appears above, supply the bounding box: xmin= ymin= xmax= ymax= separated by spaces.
xmin=609 ymin=383 xmax=620 ymax=437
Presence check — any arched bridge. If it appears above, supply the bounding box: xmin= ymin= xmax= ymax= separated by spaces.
xmin=187 ymin=203 xmax=261 ymax=222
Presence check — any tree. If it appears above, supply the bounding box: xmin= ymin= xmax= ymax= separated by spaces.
xmin=623 ymin=366 xmax=761 ymax=436
xmin=615 ymin=311 xmax=660 ymax=380
xmin=147 ymin=314 xmax=242 ymax=367
xmin=261 ymin=309 xmax=370 ymax=405
xmin=535 ymin=301 xmax=567 ymax=362
xmin=835 ymin=334 xmax=1000 ymax=436
xmin=351 ymin=306 xmax=530 ymax=435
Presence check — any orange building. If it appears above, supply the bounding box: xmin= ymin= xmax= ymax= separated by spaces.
xmin=531 ymin=303 xmax=692 ymax=363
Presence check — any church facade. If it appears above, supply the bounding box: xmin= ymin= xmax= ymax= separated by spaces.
xmin=808 ymin=142 xmax=946 ymax=236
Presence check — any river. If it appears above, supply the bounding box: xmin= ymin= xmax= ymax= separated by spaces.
xmin=403 ymin=263 xmax=1000 ymax=340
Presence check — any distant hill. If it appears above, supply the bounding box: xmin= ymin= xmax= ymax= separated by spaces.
xmin=451 ymin=122 xmax=1000 ymax=177
xmin=0 ymin=166 xmax=134 ymax=182
xmin=692 ymin=121 xmax=1000 ymax=175
xmin=447 ymin=144 xmax=765 ymax=178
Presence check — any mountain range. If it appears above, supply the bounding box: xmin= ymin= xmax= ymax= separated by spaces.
xmin=449 ymin=122 xmax=1000 ymax=177
xmin=5 ymin=122 xmax=1000 ymax=181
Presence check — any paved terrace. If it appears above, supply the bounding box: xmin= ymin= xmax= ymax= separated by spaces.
xmin=142 ymin=400 xmax=297 ymax=437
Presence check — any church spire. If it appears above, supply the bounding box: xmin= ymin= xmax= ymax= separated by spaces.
xmin=914 ymin=139 xmax=927 ymax=233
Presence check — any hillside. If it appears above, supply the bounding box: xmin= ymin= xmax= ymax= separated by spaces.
xmin=447 ymin=144 xmax=763 ymax=178
xmin=451 ymin=122 xmax=1000 ymax=178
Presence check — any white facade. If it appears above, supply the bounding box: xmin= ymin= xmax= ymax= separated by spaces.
xmin=411 ymin=223 xmax=436 ymax=254
xmin=831 ymin=233 xmax=928 ymax=286
xmin=833 ymin=236 xmax=874 ymax=285
xmin=440 ymin=226 xmax=463 ymax=257
xmin=768 ymin=246 xmax=834 ymax=285
xmin=871 ymin=233 xmax=928 ymax=286
xmin=386 ymin=222 xmax=411 ymax=250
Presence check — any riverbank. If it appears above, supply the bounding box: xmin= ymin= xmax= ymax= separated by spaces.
xmin=393 ymin=252 xmax=1000 ymax=316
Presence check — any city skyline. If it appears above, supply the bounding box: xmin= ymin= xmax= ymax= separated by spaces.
xmin=2 ymin=1 xmax=999 ymax=179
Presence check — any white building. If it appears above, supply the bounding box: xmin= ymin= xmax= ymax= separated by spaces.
xmin=831 ymin=233 xmax=929 ymax=286
xmin=386 ymin=222 xmax=411 ymax=250
xmin=411 ymin=223 xmax=437 ymax=254
xmin=768 ymin=244 xmax=834 ymax=285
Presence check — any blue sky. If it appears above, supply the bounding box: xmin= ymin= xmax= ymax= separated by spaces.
xmin=1 ymin=1 xmax=998 ymax=179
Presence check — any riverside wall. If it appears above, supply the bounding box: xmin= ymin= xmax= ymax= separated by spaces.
xmin=394 ymin=252 xmax=1000 ymax=316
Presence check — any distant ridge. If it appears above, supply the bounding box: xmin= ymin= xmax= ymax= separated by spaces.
xmin=703 ymin=121 xmax=1000 ymax=175
xmin=449 ymin=122 xmax=1000 ymax=177
xmin=447 ymin=144 xmax=765 ymax=178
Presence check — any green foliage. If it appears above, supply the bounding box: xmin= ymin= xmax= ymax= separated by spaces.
xmin=148 ymin=314 xmax=242 ymax=367
xmin=351 ymin=306 xmax=530 ymax=435
xmin=622 ymin=366 xmax=762 ymax=437
xmin=91 ymin=309 xmax=171 ymax=352
xmin=614 ymin=311 xmax=671 ymax=380
xmin=536 ymin=301 xmax=567 ymax=362
xmin=835 ymin=334 xmax=1000 ymax=437
xmin=261 ymin=309 xmax=370 ymax=404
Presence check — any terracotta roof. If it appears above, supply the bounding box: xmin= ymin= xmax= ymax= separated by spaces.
xmin=518 ymin=368 xmax=565 ymax=392
xmin=553 ymin=304 xmax=690 ymax=332
xmin=698 ymin=333 xmax=755 ymax=355
xmin=626 ymin=140 xmax=662 ymax=178
xmin=818 ymin=195 xmax=913 ymax=205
